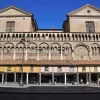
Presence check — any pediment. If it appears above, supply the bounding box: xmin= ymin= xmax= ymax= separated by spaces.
xmin=68 ymin=4 xmax=100 ymax=16
xmin=0 ymin=6 xmax=32 ymax=16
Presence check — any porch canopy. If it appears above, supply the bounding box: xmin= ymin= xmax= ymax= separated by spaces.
xmin=0 ymin=60 xmax=100 ymax=66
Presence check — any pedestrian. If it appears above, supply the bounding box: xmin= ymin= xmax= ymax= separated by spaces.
xmin=99 ymin=78 xmax=100 ymax=84
xmin=97 ymin=78 xmax=99 ymax=84
xmin=80 ymin=79 xmax=83 ymax=84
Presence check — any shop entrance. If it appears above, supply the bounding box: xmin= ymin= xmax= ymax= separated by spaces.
xmin=29 ymin=73 xmax=38 ymax=84
xmin=79 ymin=73 xmax=86 ymax=84
xmin=41 ymin=74 xmax=52 ymax=83
xmin=16 ymin=73 xmax=26 ymax=84
xmin=54 ymin=74 xmax=64 ymax=84
xmin=7 ymin=73 xmax=14 ymax=82
xmin=66 ymin=74 xmax=75 ymax=83
xmin=91 ymin=73 xmax=97 ymax=84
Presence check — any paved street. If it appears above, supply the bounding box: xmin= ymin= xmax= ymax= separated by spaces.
xmin=0 ymin=85 xmax=100 ymax=100
xmin=0 ymin=93 xmax=100 ymax=100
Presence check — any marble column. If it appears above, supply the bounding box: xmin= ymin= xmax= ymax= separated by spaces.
xmin=86 ymin=73 xmax=89 ymax=84
xmin=52 ymin=73 xmax=54 ymax=83
xmin=26 ymin=73 xmax=28 ymax=84
xmin=64 ymin=73 xmax=66 ymax=84
xmin=2 ymin=73 xmax=4 ymax=84
xmin=39 ymin=73 xmax=41 ymax=85
xmin=14 ymin=73 xmax=16 ymax=84
xmin=89 ymin=73 xmax=91 ymax=84
xmin=77 ymin=73 xmax=79 ymax=84
xmin=5 ymin=73 xmax=7 ymax=84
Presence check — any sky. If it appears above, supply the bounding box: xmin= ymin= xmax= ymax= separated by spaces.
xmin=0 ymin=0 xmax=100 ymax=29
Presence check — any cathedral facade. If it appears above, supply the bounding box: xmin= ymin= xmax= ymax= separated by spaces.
xmin=0 ymin=4 xmax=100 ymax=85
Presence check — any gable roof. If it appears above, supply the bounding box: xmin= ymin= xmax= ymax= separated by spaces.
xmin=68 ymin=4 xmax=100 ymax=16
xmin=0 ymin=6 xmax=32 ymax=16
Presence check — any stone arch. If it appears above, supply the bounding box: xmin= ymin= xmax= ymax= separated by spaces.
xmin=62 ymin=43 xmax=72 ymax=54
xmin=74 ymin=44 xmax=89 ymax=60
xmin=91 ymin=43 xmax=100 ymax=54
xmin=3 ymin=43 xmax=14 ymax=53
xmin=51 ymin=43 xmax=61 ymax=53
xmin=3 ymin=43 xmax=14 ymax=60
xmin=74 ymin=43 xmax=90 ymax=51
xmin=26 ymin=43 xmax=37 ymax=60
xmin=16 ymin=43 xmax=26 ymax=54
xmin=27 ymin=43 xmax=37 ymax=54
xmin=39 ymin=43 xmax=49 ymax=53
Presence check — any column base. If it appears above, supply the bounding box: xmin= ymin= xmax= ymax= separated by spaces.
xmin=86 ymin=82 xmax=89 ymax=84
xmin=74 ymin=82 xmax=78 ymax=85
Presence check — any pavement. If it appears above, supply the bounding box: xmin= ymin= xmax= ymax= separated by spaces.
xmin=0 ymin=83 xmax=100 ymax=88
xmin=0 ymin=83 xmax=100 ymax=93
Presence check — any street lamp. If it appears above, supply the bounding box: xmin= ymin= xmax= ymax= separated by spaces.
xmin=0 ymin=69 xmax=4 ymax=84
xmin=19 ymin=38 xmax=30 ymax=86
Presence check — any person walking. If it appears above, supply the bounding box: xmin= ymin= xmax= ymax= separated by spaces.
xmin=97 ymin=77 xmax=100 ymax=84
xmin=80 ymin=79 xmax=83 ymax=84
xmin=98 ymin=77 xmax=100 ymax=84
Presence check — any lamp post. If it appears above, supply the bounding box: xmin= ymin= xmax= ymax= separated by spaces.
xmin=20 ymin=38 xmax=30 ymax=86
xmin=0 ymin=70 xmax=4 ymax=84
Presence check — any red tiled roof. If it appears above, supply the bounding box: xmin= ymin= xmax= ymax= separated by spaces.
xmin=0 ymin=60 xmax=100 ymax=66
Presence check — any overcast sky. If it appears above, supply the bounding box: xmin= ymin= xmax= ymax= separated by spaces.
xmin=0 ymin=0 xmax=100 ymax=29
